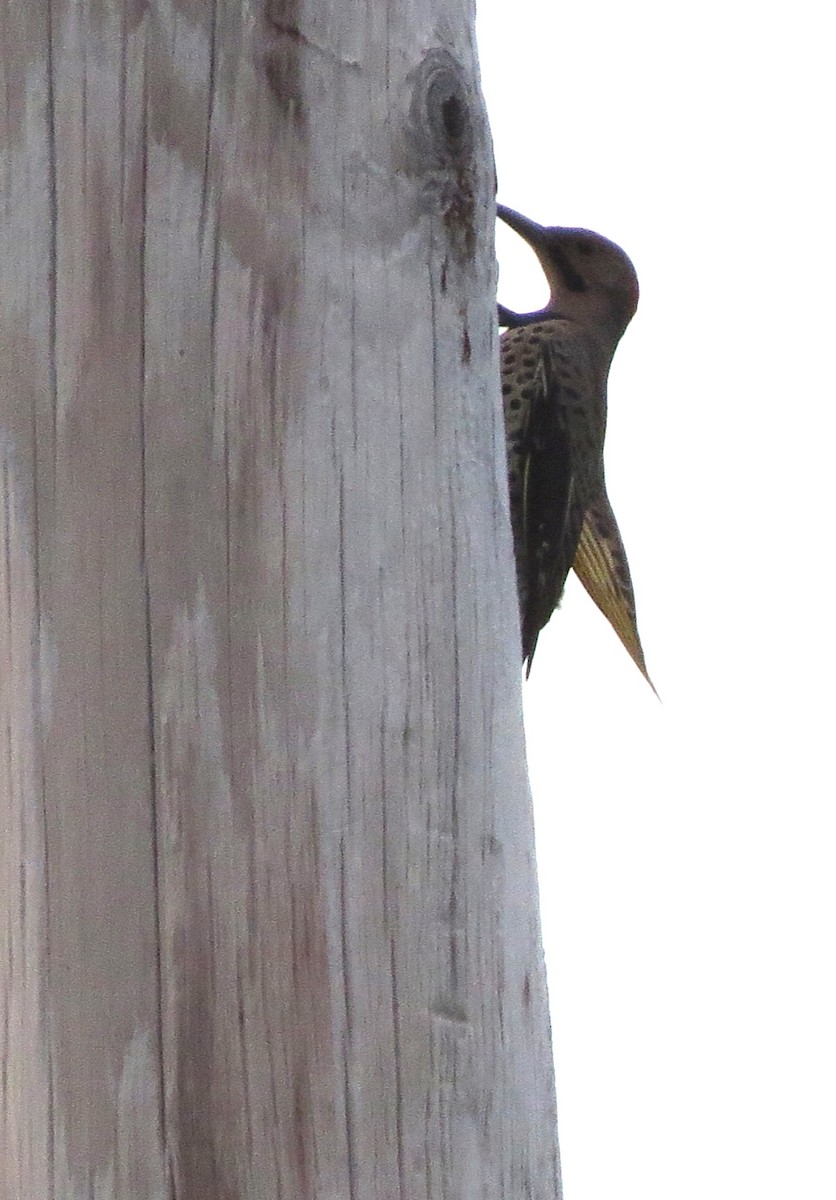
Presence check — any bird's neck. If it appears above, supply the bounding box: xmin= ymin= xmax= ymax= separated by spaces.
xmin=498 ymin=304 xmax=568 ymax=329
xmin=501 ymin=305 xmax=621 ymax=372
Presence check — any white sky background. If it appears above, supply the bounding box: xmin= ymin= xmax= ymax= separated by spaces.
xmin=476 ymin=3 xmax=835 ymax=1198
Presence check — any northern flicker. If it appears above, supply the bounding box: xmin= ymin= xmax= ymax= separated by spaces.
xmin=497 ymin=203 xmax=653 ymax=688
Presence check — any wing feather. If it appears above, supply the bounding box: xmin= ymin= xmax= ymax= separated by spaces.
xmin=518 ymin=343 xmax=584 ymax=673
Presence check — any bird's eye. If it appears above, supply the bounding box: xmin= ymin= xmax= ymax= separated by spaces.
xmin=575 ymin=242 xmax=594 ymax=257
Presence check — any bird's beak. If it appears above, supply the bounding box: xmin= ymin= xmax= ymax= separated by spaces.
xmin=496 ymin=204 xmax=548 ymax=251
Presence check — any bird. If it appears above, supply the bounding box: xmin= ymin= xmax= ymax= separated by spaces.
xmin=497 ymin=202 xmax=654 ymax=690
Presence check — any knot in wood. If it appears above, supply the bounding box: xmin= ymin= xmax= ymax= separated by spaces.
xmin=407 ymin=49 xmax=474 ymax=168
xmin=405 ymin=50 xmax=478 ymax=262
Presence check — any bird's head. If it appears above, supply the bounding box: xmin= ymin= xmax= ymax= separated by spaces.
xmin=497 ymin=204 xmax=639 ymax=347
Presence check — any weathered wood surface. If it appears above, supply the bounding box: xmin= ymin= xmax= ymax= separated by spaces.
xmin=0 ymin=2 xmax=561 ymax=1196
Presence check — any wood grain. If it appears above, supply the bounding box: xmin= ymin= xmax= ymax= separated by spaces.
xmin=0 ymin=2 xmax=561 ymax=1196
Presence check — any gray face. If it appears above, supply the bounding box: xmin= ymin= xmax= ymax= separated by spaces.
xmin=539 ymin=228 xmax=639 ymax=332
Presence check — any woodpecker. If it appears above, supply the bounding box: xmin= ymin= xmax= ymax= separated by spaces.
xmin=497 ymin=203 xmax=653 ymax=689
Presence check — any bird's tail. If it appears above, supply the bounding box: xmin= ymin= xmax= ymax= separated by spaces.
xmin=573 ymin=494 xmax=658 ymax=697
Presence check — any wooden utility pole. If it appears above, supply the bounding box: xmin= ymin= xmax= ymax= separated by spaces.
xmin=0 ymin=2 xmax=561 ymax=1196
